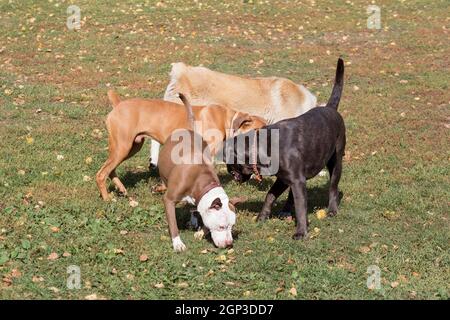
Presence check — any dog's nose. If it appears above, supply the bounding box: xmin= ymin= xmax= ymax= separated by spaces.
xmin=225 ymin=239 xmax=233 ymax=247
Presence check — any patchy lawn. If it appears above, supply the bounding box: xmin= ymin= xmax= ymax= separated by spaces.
xmin=0 ymin=0 xmax=448 ymax=299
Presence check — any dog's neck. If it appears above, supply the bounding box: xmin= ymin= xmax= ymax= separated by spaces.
xmin=193 ymin=178 xmax=221 ymax=205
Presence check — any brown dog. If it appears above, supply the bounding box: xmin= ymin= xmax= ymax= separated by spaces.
xmin=96 ymin=90 xmax=265 ymax=200
xmin=158 ymin=94 xmax=243 ymax=251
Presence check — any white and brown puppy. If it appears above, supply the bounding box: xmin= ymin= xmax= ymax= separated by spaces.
xmin=157 ymin=94 xmax=242 ymax=251
xmin=150 ymin=62 xmax=316 ymax=167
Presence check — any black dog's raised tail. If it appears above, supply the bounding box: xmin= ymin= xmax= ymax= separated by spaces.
xmin=326 ymin=58 xmax=344 ymax=110
xmin=178 ymin=93 xmax=195 ymax=130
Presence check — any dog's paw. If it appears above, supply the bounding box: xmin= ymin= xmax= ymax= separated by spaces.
xmin=256 ymin=212 xmax=269 ymax=222
xmin=327 ymin=208 xmax=338 ymax=217
xmin=292 ymin=231 xmax=308 ymax=240
xmin=194 ymin=229 xmax=204 ymax=240
xmin=172 ymin=236 xmax=187 ymax=252
xmin=151 ymin=184 xmax=167 ymax=194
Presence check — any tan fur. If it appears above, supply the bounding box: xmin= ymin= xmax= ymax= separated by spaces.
xmin=96 ymin=92 xmax=266 ymax=200
xmin=163 ymin=62 xmax=317 ymax=124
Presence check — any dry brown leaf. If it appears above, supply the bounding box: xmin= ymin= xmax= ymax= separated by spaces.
xmin=139 ymin=254 xmax=148 ymax=262
xmin=289 ymin=286 xmax=298 ymax=296
xmin=47 ymin=252 xmax=58 ymax=260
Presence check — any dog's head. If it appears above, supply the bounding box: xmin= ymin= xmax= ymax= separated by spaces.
xmin=197 ymin=188 xmax=245 ymax=248
xmin=230 ymin=112 xmax=266 ymax=137
xmin=223 ymin=130 xmax=256 ymax=183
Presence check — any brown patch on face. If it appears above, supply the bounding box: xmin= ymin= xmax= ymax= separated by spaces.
xmin=210 ymin=197 xmax=222 ymax=210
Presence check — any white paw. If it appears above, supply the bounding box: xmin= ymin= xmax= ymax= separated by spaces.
xmin=172 ymin=236 xmax=187 ymax=252
xmin=194 ymin=229 xmax=205 ymax=240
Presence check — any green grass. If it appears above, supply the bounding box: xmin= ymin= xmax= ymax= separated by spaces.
xmin=0 ymin=0 xmax=449 ymax=299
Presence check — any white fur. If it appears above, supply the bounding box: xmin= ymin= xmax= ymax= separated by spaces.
xmin=172 ymin=236 xmax=186 ymax=252
xmin=197 ymin=187 xmax=235 ymax=248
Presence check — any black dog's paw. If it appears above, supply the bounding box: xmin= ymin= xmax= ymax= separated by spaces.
xmin=256 ymin=211 xmax=271 ymax=222
xmin=327 ymin=209 xmax=338 ymax=217
xmin=292 ymin=231 xmax=308 ymax=240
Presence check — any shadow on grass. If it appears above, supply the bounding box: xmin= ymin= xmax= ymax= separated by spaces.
xmin=230 ymin=182 xmax=344 ymax=217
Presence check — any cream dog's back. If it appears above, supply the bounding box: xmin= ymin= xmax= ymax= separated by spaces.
xmin=163 ymin=62 xmax=317 ymax=124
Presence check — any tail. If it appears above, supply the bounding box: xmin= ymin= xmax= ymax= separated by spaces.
xmin=326 ymin=58 xmax=344 ymax=110
xmin=107 ymin=90 xmax=121 ymax=108
xmin=178 ymin=93 xmax=195 ymax=130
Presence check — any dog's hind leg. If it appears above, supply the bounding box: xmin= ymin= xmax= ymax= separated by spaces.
xmin=291 ymin=177 xmax=308 ymax=240
xmin=326 ymin=151 xmax=342 ymax=216
xmin=96 ymin=144 xmax=132 ymax=201
xmin=110 ymin=140 xmax=145 ymax=196
xmin=257 ymin=178 xmax=289 ymax=221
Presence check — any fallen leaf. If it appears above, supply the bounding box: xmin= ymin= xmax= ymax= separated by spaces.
xmin=177 ymin=282 xmax=189 ymax=288
xmin=11 ymin=269 xmax=22 ymax=278
xmin=359 ymin=246 xmax=371 ymax=254
xmin=390 ymin=281 xmax=399 ymax=288
xmin=50 ymin=226 xmax=60 ymax=233
xmin=113 ymin=248 xmax=124 ymax=255
xmin=47 ymin=252 xmax=58 ymax=260
xmin=289 ymin=286 xmax=298 ymax=296
xmin=32 ymin=276 xmax=44 ymax=283
xmin=85 ymin=294 xmax=98 ymax=300
xmin=2 ymin=276 xmax=12 ymax=287
xmin=243 ymin=290 xmax=251 ymax=297
xmin=216 ymin=255 xmax=227 ymax=262
xmin=139 ymin=254 xmax=148 ymax=262
xmin=315 ymin=209 xmax=327 ymax=220
xmin=56 ymin=155 xmax=64 ymax=161
xmin=83 ymin=175 xmax=91 ymax=182
xmin=48 ymin=286 xmax=60 ymax=293
xmin=129 ymin=199 xmax=138 ymax=207
xmin=154 ymin=283 xmax=165 ymax=289
xmin=62 ymin=252 xmax=71 ymax=257
xmin=85 ymin=157 xmax=93 ymax=164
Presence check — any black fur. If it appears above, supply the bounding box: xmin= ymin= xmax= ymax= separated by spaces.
xmin=223 ymin=58 xmax=346 ymax=239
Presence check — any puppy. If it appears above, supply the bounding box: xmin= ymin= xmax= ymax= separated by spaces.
xmin=96 ymin=91 xmax=265 ymax=200
xmin=223 ymin=58 xmax=346 ymax=239
xmin=149 ymin=61 xmax=317 ymax=167
xmin=158 ymin=94 xmax=241 ymax=251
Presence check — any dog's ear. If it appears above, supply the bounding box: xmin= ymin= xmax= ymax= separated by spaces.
xmin=228 ymin=196 xmax=248 ymax=212
xmin=209 ymin=198 xmax=222 ymax=210
xmin=231 ymin=112 xmax=253 ymax=132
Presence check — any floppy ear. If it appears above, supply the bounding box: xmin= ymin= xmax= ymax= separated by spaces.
xmin=209 ymin=197 xmax=223 ymax=210
xmin=231 ymin=112 xmax=252 ymax=132
xmin=228 ymin=196 xmax=248 ymax=212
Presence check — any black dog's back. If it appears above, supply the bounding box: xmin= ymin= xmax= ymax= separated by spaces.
xmin=270 ymin=58 xmax=345 ymax=180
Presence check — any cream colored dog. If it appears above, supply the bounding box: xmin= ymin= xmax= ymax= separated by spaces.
xmin=150 ymin=62 xmax=317 ymax=167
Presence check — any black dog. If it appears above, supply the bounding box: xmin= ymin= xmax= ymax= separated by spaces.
xmin=223 ymin=58 xmax=345 ymax=240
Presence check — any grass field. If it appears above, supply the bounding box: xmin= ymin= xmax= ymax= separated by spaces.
xmin=0 ymin=0 xmax=449 ymax=299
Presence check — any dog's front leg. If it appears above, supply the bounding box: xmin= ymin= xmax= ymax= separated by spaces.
xmin=291 ymin=178 xmax=308 ymax=240
xmin=257 ymin=178 xmax=288 ymax=221
xmin=163 ymin=194 xmax=186 ymax=252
